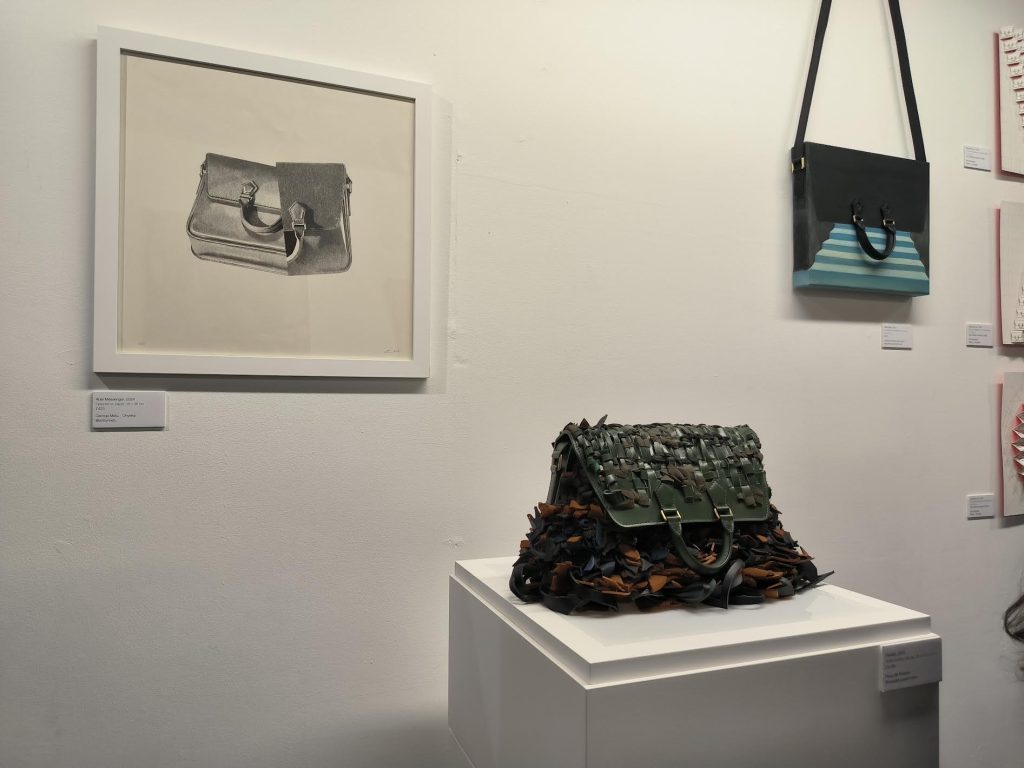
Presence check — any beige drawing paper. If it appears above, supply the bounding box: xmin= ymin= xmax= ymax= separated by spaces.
xmin=119 ymin=54 xmax=415 ymax=360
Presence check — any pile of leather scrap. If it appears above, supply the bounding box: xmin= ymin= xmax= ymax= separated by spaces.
xmin=510 ymin=499 xmax=826 ymax=614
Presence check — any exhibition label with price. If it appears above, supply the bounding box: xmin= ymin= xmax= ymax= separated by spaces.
xmin=91 ymin=391 xmax=167 ymax=429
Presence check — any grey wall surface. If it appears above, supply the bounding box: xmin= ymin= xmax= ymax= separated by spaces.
xmin=2 ymin=1 xmax=1024 ymax=766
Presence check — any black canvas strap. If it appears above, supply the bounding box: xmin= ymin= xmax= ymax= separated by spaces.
xmin=792 ymin=0 xmax=926 ymax=163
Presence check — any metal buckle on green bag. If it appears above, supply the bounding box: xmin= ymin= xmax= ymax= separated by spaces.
xmin=660 ymin=508 xmax=681 ymax=523
xmin=713 ymin=506 xmax=733 ymax=522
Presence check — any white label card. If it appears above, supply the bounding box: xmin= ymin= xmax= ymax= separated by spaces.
xmin=1005 ymin=40 xmax=1019 ymax=53
xmin=1001 ymin=26 xmax=1016 ymax=40
xmin=92 ymin=391 xmax=167 ymax=429
xmin=963 ymin=145 xmax=993 ymax=171
xmin=1017 ymin=91 xmax=1024 ymax=103
xmin=967 ymin=493 xmax=996 ymax=519
xmin=879 ymin=637 xmax=942 ymax=692
xmin=1009 ymin=53 xmax=1022 ymax=66
xmin=1010 ymin=65 xmax=1024 ymax=77
xmin=966 ymin=323 xmax=994 ymax=347
xmin=881 ymin=323 xmax=913 ymax=349
xmin=1013 ymin=78 xmax=1024 ymax=90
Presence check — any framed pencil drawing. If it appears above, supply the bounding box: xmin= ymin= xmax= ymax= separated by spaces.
xmin=93 ymin=27 xmax=432 ymax=377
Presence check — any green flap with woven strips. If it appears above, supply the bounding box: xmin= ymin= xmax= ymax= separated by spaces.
xmin=549 ymin=421 xmax=771 ymax=529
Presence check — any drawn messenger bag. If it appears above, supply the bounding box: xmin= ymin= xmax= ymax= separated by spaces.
xmin=187 ymin=153 xmax=352 ymax=276
xmin=510 ymin=419 xmax=829 ymax=614
xmin=791 ymin=0 xmax=929 ymax=296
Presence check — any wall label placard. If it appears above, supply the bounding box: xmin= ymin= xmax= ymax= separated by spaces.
xmin=963 ymin=145 xmax=993 ymax=171
xmin=967 ymin=493 xmax=996 ymax=519
xmin=881 ymin=323 xmax=913 ymax=349
xmin=878 ymin=636 xmax=942 ymax=692
xmin=966 ymin=323 xmax=994 ymax=347
xmin=91 ymin=391 xmax=167 ymax=429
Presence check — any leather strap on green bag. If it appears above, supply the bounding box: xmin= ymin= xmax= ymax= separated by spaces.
xmin=656 ymin=481 xmax=735 ymax=576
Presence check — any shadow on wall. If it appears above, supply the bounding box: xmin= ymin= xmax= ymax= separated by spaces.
xmin=0 ymin=560 xmax=460 ymax=768
xmin=333 ymin=713 xmax=459 ymax=768
xmin=167 ymin=703 xmax=459 ymax=768
xmin=786 ymin=288 xmax=915 ymax=324
xmin=90 ymin=372 xmax=432 ymax=396
xmin=268 ymin=710 xmax=458 ymax=768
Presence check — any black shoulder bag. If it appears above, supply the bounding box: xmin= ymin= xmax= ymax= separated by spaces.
xmin=791 ymin=0 xmax=930 ymax=297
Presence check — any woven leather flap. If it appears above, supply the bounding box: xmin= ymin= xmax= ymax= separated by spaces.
xmin=204 ymin=153 xmax=280 ymax=211
xmin=549 ymin=421 xmax=772 ymax=527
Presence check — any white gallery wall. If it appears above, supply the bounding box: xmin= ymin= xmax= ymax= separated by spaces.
xmin=2 ymin=0 xmax=1024 ymax=766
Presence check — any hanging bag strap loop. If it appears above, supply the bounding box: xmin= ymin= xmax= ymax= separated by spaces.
xmin=792 ymin=0 xmax=926 ymax=165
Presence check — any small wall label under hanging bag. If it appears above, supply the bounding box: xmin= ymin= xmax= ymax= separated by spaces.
xmin=509 ymin=419 xmax=830 ymax=614
xmin=791 ymin=0 xmax=929 ymax=296
xmin=187 ymin=153 xmax=353 ymax=276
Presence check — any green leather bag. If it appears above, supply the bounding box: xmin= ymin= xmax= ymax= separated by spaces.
xmin=511 ymin=418 xmax=828 ymax=613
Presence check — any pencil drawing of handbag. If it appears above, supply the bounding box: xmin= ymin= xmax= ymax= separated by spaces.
xmin=186 ymin=153 xmax=352 ymax=276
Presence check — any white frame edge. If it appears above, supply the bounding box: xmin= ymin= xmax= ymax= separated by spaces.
xmin=93 ymin=27 xmax=432 ymax=378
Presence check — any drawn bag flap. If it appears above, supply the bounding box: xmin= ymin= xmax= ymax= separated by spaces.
xmin=204 ymin=153 xmax=279 ymax=211
xmin=276 ymin=162 xmax=350 ymax=231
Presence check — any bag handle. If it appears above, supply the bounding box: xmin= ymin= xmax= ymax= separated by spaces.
xmin=239 ymin=179 xmax=283 ymax=234
xmin=792 ymin=0 xmax=926 ymax=165
xmin=655 ymin=482 xmax=735 ymax=576
xmin=852 ymin=200 xmax=897 ymax=260
xmin=239 ymin=178 xmax=350 ymax=264
xmin=284 ymin=203 xmax=307 ymax=265
xmin=238 ymin=180 xmax=306 ymax=263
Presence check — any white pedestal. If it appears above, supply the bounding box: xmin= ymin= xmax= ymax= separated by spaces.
xmin=449 ymin=556 xmax=939 ymax=768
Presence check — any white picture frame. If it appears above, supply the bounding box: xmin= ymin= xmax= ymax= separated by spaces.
xmin=1001 ymin=372 xmax=1024 ymax=517
xmin=93 ymin=27 xmax=432 ymax=377
xmin=999 ymin=201 xmax=1024 ymax=345
xmin=998 ymin=28 xmax=1024 ymax=176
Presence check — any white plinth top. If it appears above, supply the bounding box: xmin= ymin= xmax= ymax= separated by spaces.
xmin=453 ymin=556 xmax=933 ymax=687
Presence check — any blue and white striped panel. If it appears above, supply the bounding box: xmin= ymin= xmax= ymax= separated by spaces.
xmin=794 ymin=223 xmax=929 ymax=295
